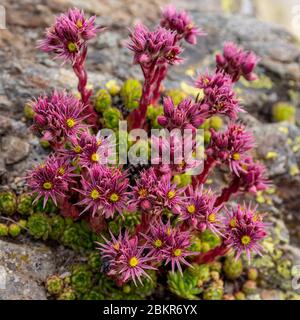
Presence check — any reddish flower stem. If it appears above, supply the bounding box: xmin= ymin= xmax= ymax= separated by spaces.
xmin=194 ymin=243 xmax=229 ymax=264
xmin=73 ymin=46 xmax=98 ymax=126
xmin=214 ymin=177 xmax=240 ymax=207
xmin=193 ymin=156 xmax=216 ymax=186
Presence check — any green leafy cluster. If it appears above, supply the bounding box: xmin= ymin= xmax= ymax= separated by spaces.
xmin=121 ymin=79 xmax=142 ymax=111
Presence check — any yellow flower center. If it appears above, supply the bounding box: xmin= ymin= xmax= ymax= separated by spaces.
xmin=208 ymin=213 xmax=216 ymax=222
xmin=241 ymin=235 xmax=251 ymax=245
xmin=43 ymin=182 xmax=53 ymax=190
xmin=90 ymin=189 xmax=100 ymax=200
xmin=66 ymin=118 xmax=76 ymax=128
xmin=97 ymin=139 xmax=102 ymax=146
xmin=73 ymin=145 xmax=82 ymax=154
xmin=167 ymin=190 xmax=176 ymax=199
xmin=76 ymin=20 xmax=83 ymax=28
xmin=138 ymin=188 xmax=147 ymax=198
xmin=230 ymin=218 xmax=237 ymax=228
xmin=110 ymin=193 xmax=119 ymax=202
xmin=91 ymin=153 xmax=99 ymax=162
xmin=232 ymin=153 xmax=241 ymax=161
xmin=113 ymin=242 xmax=120 ymax=251
xmin=154 ymin=239 xmax=163 ymax=248
xmin=129 ymin=256 xmax=139 ymax=267
xmin=67 ymin=42 xmax=77 ymax=53
xmin=166 ymin=227 xmax=172 ymax=236
xmin=187 ymin=204 xmax=196 ymax=214
xmin=173 ymin=249 xmax=182 ymax=257
xmin=58 ymin=167 xmax=65 ymax=175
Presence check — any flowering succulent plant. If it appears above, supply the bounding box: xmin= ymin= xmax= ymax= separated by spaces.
xmin=26 ymin=6 xmax=269 ymax=291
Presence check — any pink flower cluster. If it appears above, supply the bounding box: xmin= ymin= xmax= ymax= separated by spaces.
xmin=26 ymin=6 xmax=269 ymax=286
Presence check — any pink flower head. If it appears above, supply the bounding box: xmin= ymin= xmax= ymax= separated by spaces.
xmin=157 ymin=175 xmax=185 ymax=214
xmin=195 ymin=71 xmax=243 ymax=120
xmin=216 ymin=42 xmax=259 ymax=82
xmin=126 ymin=23 xmax=183 ymax=66
xmin=160 ymin=5 xmax=204 ymax=45
xmin=224 ymin=204 xmax=267 ymax=262
xmin=157 ymin=97 xmax=207 ymax=131
xmin=31 ymin=90 xmax=88 ymax=146
xmin=181 ymin=185 xmax=222 ymax=235
xmin=27 ymin=155 xmax=73 ymax=207
xmin=99 ymin=231 xmax=156 ymax=285
xmin=131 ymin=168 xmax=158 ymax=211
xmin=75 ymin=165 xmax=129 ymax=218
xmin=38 ymin=8 xmax=102 ymax=63
xmin=206 ymin=123 xmax=255 ymax=176
xmin=238 ymin=157 xmax=269 ymax=193
xmin=141 ymin=219 xmax=173 ymax=257
xmin=162 ymin=227 xmax=195 ymax=274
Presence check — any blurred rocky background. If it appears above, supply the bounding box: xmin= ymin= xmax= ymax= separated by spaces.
xmin=1 ymin=0 xmax=300 ymax=300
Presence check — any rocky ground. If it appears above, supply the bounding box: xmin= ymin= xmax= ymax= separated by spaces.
xmin=1 ymin=0 xmax=300 ymax=299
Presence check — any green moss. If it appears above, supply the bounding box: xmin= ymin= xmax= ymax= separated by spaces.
xmin=71 ymin=265 xmax=93 ymax=294
xmin=27 ymin=213 xmax=51 ymax=240
xmin=82 ymin=289 xmax=104 ymax=300
xmin=272 ymin=102 xmax=295 ymax=123
xmin=102 ymin=107 xmax=122 ymax=130
xmin=17 ymin=193 xmax=33 ymax=216
xmin=62 ymin=223 xmax=94 ymax=252
xmin=121 ymin=79 xmax=142 ymax=111
xmin=0 ymin=223 xmax=8 ymax=236
xmin=0 ymin=191 xmax=17 ymax=216
xmin=94 ymin=89 xmax=112 ymax=113
xmin=109 ymin=211 xmax=141 ymax=235
xmin=49 ymin=215 xmax=65 ymax=241
xmin=46 ymin=275 xmax=64 ymax=295
xmin=87 ymin=251 xmax=102 ymax=272
xmin=223 ymin=256 xmax=243 ymax=280
xmin=189 ymin=263 xmax=210 ymax=283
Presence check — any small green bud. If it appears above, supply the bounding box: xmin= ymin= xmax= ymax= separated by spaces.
xmin=123 ymin=284 xmax=131 ymax=294
xmin=247 ymin=267 xmax=258 ymax=281
xmin=40 ymin=139 xmax=51 ymax=149
xmin=235 ymin=291 xmax=246 ymax=300
xmin=17 ymin=193 xmax=33 ymax=216
xmin=203 ymin=284 xmax=223 ymax=300
xmin=121 ymin=79 xmax=142 ymax=111
xmin=46 ymin=275 xmax=64 ymax=295
xmin=19 ymin=219 xmax=27 ymax=229
xmin=209 ymin=261 xmax=222 ymax=273
xmin=0 ymin=223 xmax=9 ymax=236
xmin=188 ymin=263 xmax=210 ymax=283
xmin=94 ymin=89 xmax=112 ymax=113
xmin=209 ymin=116 xmax=223 ymax=131
xmin=272 ymin=102 xmax=295 ymax=123
xmin=166 ymin=89 xmax=187 ymax=105
xmin=102 ymin=107 xmax=122 ymax=130
xmin=204 ymin=130 xmax=211 ymax=144
xmin=223 ymin=256 xmax=243 ymax=280
xmin=242 ymin=280 xmax=257 ymax=295
xmin=201 ymin=242 xmax=210 ymax=253
xmin=27 ymin=213 xmax=51 ymax=240
xmin=24 ymin=103 xmax=35 ymax=119
xmin=58 ymin=288 xmax=76 ymax=300
xmin=189 ymin=236 xmax=202 ymax=252
xmin=8 ymin=223 xmax=21 ymax=238
xmin=105 ymin=80 xmax=121 ymax=96
xmin=0 ymin=191 xmax=17 ymax=216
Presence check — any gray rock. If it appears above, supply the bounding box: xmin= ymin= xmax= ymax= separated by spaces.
xmin=0 ymin=239 xmax=56 ymax=300
xmin=2 ymin=136 xmax=30 ymax=165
